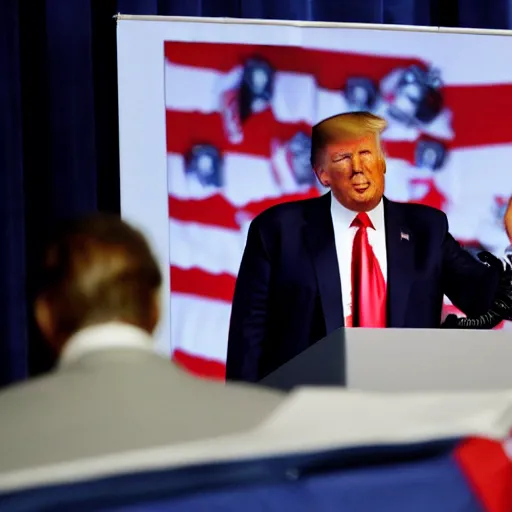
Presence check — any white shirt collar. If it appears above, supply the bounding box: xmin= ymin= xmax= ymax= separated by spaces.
xmin=59 ymin=322 xmax=154 ymax=367
xmin=330 ymin=192 xmax=385 ymax=231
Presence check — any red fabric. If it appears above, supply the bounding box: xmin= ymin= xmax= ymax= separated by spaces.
xmin=454 ymin=437 xmax=512 ymax=512
xmin=351 ymin=212 xmax=387 ymax=327
xmin=172 ymin=349 xmax=226 ymax=381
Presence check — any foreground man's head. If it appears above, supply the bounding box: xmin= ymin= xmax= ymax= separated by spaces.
xmin=35 ymin=214 xmax=162 ymax=353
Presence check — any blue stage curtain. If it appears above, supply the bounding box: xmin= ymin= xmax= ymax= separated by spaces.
xmin=1 ymin=0 xmax=512 ymax=386
xmin=0 ymin=0 xmax=27 ymax=387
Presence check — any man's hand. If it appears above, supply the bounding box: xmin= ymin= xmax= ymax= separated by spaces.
xmin=441 ymin=250 xmax=512 ymax=329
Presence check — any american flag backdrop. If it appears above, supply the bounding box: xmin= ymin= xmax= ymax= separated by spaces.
xmin=165 ymin=40 xmax=512 ymax=380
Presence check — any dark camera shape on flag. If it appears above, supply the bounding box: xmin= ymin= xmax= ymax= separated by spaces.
xmin=388 ymin=65 xmax=443 ymax=126
xmin=239 ymin=57 xmax=275 ymax=122
xmin=185 ymin=144 xmax=223 ymax=187
xmin=344 ymin=77 xmax=379 ymax=111
xmin=287 ymin=132 xmax=315 ymax=186
xmin=414 ymin=138 xmax=447 ymax=171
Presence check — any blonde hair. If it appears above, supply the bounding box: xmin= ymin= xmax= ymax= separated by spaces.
xmin=310 ymin=111 xmax=388 ymax=166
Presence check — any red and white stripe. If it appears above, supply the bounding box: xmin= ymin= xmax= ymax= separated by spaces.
xmin=165 ymin=61 xmax=456 ymax=148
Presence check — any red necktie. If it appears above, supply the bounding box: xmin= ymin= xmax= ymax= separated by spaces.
xmin=350 ymin=212 xmax=387 ymax=327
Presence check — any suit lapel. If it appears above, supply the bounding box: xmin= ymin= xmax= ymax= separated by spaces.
xmin=384 ymin=198 xmax=415 ymax=327
xmin=303 ymin=193 xmax=344 ymax=333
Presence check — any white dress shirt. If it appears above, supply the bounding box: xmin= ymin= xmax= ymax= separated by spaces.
xmin=59 ymin=322 xmax=154 ymax=367
xmin=330 ymin=193 xmax=388 ymax=325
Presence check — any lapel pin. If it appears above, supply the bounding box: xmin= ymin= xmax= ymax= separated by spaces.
xmin=400 ymin=231 xmax=410 ymax=241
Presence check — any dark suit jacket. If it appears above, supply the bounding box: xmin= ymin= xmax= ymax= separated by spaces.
xmin=226 ymin=193 xmax=500 ymax=383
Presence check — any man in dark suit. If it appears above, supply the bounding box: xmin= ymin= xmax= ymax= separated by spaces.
xmin=226 ymin=112 xmax=501 ymax=383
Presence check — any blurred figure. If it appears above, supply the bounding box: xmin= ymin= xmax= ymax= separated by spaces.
xmin=0 ymin=214 xmax=283 ymax=474
xmin=505 ymin=197 xmax=512 ymax=244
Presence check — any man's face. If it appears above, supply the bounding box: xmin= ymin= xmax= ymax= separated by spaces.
xmin=314 ymin=134 xmax=385 ymax=212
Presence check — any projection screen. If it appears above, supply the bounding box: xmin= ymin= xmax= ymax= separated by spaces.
xmin=116 ymin=15 xmax=512 ymax=378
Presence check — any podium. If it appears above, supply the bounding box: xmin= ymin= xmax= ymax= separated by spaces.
xmin=259 ymin=328 xmax=512 ymax=392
